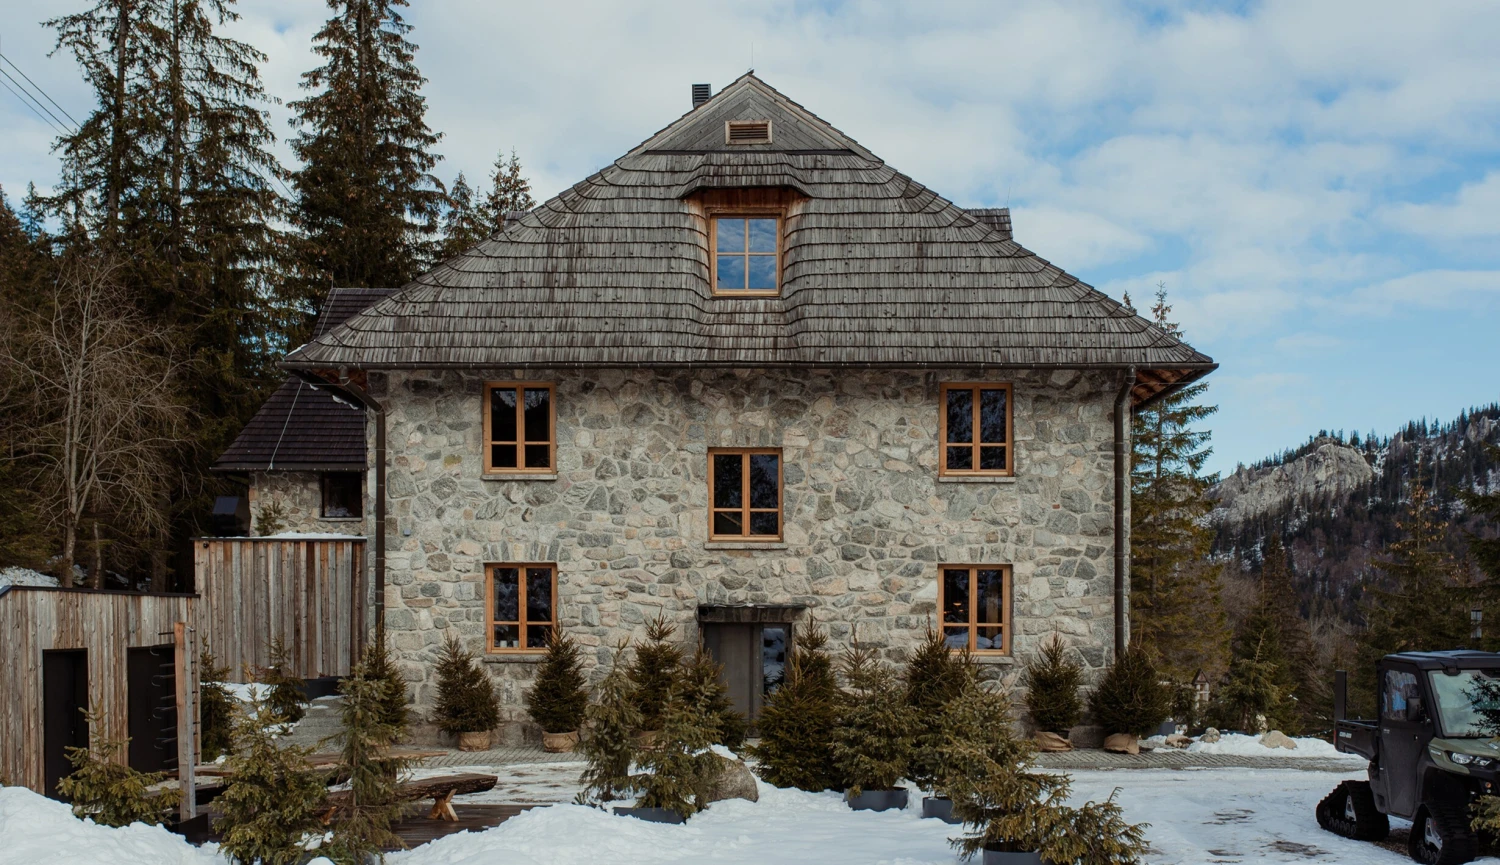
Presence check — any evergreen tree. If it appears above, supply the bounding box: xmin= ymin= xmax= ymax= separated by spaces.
xmin=358 ymin=639 xmax=410 ymax=739
xmin=437 ymin=171 xmax=486 ymax=259
xmin=0 ymin=187 xmax=52 ymax=571
xmin=1130 ymin=286 xmax=1228 ymax=682
xmin=433 ymin=636 xmax=499 ymax=734
xmin=199 ymin=649 xmax=235 ymax=761
xmin=58 ymin=711 xmax=180 ymax=826
xmin=752 ymin=625 xmax=843 ymax=791
xmin=1219 ymin=535 xmax=1306 ymax=732
xmin=679 ymin=644 xmax=748 ymax=750
xmin=215 ymin=683 xmax=329 ymax=865
xmin=926 ymin=676 xmax=1027 ymax=800
xmin=1211 ymin=633 xmax=1285 ymax=733
xmin=626 ymin=614 xmax=684 ymax=733
xmin=1089 ymin=646 xmax=1170 ymax=737
xmin=577 ymin=645 xmax=641 ymax=807
xmin=524 ymin=631 xmax=589 ymax=734
xmin=1462 ymin=444 xmax=1500 ymax=583
xmin=1022 ymin=634 xmax=1084 ymax=734
xmin=480 ymin=148 xmax=535 ymax=229
xmin=288 ymin=0 xmax=445 ymax=326
xmin=325 ymin=667 xmax=411 ymax=863
xmin=831 ymin=643 xmax=920 ymax=795
xmin=261 ymin=638 xmax=306 ymax=724
xmin=904 ymin=626 xmax=972 ymax=791
xmin=633 ymin=675 xmax=720 ymax=817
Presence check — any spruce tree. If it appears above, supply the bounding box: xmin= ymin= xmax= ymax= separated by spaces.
xmin=626 ymin=614 xmax=684 ymax=733
xmin=0 ymin=187 xmax=52 ymax=571
xmin=524 ymin=631 xmax=589 ymax=734
xmin=1219 ymin=535 xmax=1305 ymax=732
xmin=1022 ymin=634 xmax=1084 ymax=734
xmin=199 ymin=649 xmax=235 ymax=761
xmin=57 ymin=711 xmax=180 ymax=827
xmin=633 ymin=675 xmax=720 ymax=817
xmin=480 ymin=148 xmax=535 ymax=229
xmin=358 ymin=639 xmax=410 ymax=739
xmin=1211 ymin=633 xmax=1285 ymax=733
xmin=752 ymin=625 xmax=842 ymax=791
xmin=577 ymin=645 xmax=642 ymax=807
xmin=1130 ymin=286 xmax=1228 ymax=683
xmin=262 ymin=638 xmax=307 ymax=724
xmin=831 ymin=643 xmax=920 ymax=795
xmin=325 ymin=667 xmax=412 ymax=863
xmin=679 ymin=644 xmax=748 ymax=750
xmin=215 ymin=684 xmax=329 ymax=865
xmin=433 ymin=636 xmax=499 ymax=734
xmin=904 ymin=626 xmax=972 ymax=791
xmin=1089 ymin=646 xmax=1170 ymax=737
xmin=288 ymin=0 xmax=445 ymax=320
xmin=438 ymin=172 xmax=486 ymax=258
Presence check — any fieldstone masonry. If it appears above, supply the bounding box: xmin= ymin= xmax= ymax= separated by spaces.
xmin=248 ymin=470 xmax=364 ymax=536
xmin=367 ymin=367 xmax=1124 ymax=739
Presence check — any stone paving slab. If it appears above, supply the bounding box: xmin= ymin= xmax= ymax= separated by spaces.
xmin=1034 ymin=749 xmax=1367 ymax=773
xmin=422 ymin=744 xmax=582 ymax=768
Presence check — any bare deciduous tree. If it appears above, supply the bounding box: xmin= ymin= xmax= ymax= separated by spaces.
xmin=0 ymin=253 xmax=188 ymax=587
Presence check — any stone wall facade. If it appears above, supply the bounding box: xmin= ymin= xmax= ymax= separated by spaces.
xmin=248 ymin=470 xmax=365 ymax=536
xmin=367 ymin=367 xmax=1124 ymax=739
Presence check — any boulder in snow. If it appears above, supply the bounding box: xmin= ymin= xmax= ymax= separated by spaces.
xmin=1259 ymin=730 xmax=1297 ymax=750
xmin=1199 ymin=727 xmax=1221 ymax=744
xmin=703 ymin=754 xmax=759 ymax=804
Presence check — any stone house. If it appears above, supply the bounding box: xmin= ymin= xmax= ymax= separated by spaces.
xmin=276 ymin=74 xmax=1215 ymax=738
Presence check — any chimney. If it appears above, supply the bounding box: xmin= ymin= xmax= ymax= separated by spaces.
xmin=692 ymin=83 xmax=712 ymax=109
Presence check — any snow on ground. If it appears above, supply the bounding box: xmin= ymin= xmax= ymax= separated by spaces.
xmin=1183 ymin=733 xmax=1362 ymax=759
xmin=220 ymin=682 xmax=269 ymax=703
xmin=406 ymin=761 xmax=586 ymax=804
xmin=0 ymin=566 xmax=59 ymax=588
xmin=6 ymin=766 xmax=1496 ymax=865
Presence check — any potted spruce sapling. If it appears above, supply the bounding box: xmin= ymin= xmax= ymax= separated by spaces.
xmin=1021 ymin=634 xmax=1083 ymax=752
xmin=904 ymin=626 xmax=975 ymax=820
xmin=832 ymin=642 xmax=920 ymax=811
xmin=617 ymin=671 xmax=721 ymax=824
xmin=577 ymin=644 xmax=642 ymax=808
xmin=434 ymin=636 xmax=500 ymax=751
xmin=1090 ymin=646 xmax=1170 ymax=755
xmin=524 ymin=631 xmax=590 ymax=752
xmin=751 ymin=624 xmax=843 ymax=791
xmin=626 ymin=614 xmax=684 ymax=747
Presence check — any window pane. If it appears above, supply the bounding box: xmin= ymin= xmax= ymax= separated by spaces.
xmin=525 ymin=444 xmax=551 ymax=469
xmin=493 ymin=624 xmax=519 ymax=649
xmin=750 ymin=511 xmax=779 ymax=536
xmin=523 ymin=388 xmax=551 ymax=442
xmin=526 ymin=567 xmax=553 ymax=622
xmin=322 ymin=473 xmax=361 ymax=518
xmin=747 ymin=218 xmax=777 ymax=252
xmin=716 ymin=218 xmax=746 ymax=252
xmin=763 ymin=626 xmax=787 ymax=696
xmin=749 ymin=454 xmax=779 ymax=509
xmin=491 ymin=387 xmax=518 ymax=442
xmin=942 ymin=568 xmax=970 ymax=624
xmin=946 ymin=388 xmax=973 ymax=444
xmin=977 ymin=626 xmax=1003 ymax=651
xmin=980 ymin=446 xmax=1006 ymax=471
xmin=747 ymin=255 xmax=777 ymax=290
xmin=946 ymin=446 xmax=972 ymax=471
xmin=527 ymin=624 xmax=553 ymax=650
xmin=491 ymin=444 xmax=517 ymax=468
xmin=716 ymin=255 xmax=746 ymax=290
xmin=714 ymin=511 xmax=743 ymax=536
xmin=713 ymin=454 xmax=742 ymax=507
xmin=977 ymin=569 xmax=1005 ymax=624
xmin=980 ymin=389 xmax=1007 ymax=443
xmin=493 ymin=567 xmax=519 ymax=621
xmin=943 ymin=627 xmax=970 ymax=650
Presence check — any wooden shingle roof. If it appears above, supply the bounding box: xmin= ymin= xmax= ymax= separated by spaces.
xmin=283 ymin=74 xmax=1214 ymax=404
xmin=215 ymin=288 xmax=396 ymax=472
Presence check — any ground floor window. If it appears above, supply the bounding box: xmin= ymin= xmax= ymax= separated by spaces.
xmin=320 ymin=472 xmax=362 ymax=518
xmin=487 ymin=563 xmax=556 ymax=652
xmin=939 ymin=564 xmax=1012 ymax=654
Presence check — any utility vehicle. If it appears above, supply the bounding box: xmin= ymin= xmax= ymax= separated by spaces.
xmin=1319 ymin=651 xmax=1500 ymax=865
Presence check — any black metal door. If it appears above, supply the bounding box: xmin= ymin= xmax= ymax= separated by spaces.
xmin=127 ymin=644 xmax=178 ymax=775
xmin=1377 ymin=663 xmax=1431 ymax=819
xmin=702 ymin=622 xmax=791 ymax=723
xmin=43 ymin=649 xmax=89 ymax=799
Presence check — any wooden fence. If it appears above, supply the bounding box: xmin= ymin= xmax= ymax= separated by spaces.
xmin=194 ymin=537 xmax=366 ymax=682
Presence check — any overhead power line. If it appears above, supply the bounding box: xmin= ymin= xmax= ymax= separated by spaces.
xmin=0 ymin=70 xmax=69 ymax=137
xmin=0 ymin=50 xmax=80 ymax=129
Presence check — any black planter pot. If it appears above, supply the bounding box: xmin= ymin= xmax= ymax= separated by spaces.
xmin=613 ymin=806 xmax=687 ymax=824
xmin=845 ymin=787 xmax=909 ymax=812
xmin=921 ymin=795 xmax=961 ymax=824
xmin=981 ymin=846 xmax=1044 ymax=865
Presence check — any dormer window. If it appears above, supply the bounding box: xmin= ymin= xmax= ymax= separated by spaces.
xmin=712 ymin=216 xmax=779 ymax=295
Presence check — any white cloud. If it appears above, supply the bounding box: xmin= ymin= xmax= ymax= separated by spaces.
xmin=1381 ymin=171 xmax=1500 ymax=241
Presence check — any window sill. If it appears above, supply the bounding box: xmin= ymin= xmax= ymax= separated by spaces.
xmin=970 ymin=654 xmax=1015 ymax=665
xmin=481 ymin=472 xmax=558 ymax=482
xmin=482 ymin=653 xmax=545 ymax=664
xmin=318 ymin=517 xmax=364 ymax=522
xmin=705 ymin=541 xmax=789 ymax=551
xmin=937 ymin=475 xmax=1018 ymax=484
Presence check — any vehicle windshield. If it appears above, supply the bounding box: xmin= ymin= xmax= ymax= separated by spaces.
xmin=1427 ymin=669 xmax=1500 ymax=738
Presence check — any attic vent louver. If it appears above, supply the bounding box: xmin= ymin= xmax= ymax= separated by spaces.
xmin=725 ymin=120 xmax=772 ymax=145
xmin=692 ymin=83 xmax=712 ymax=108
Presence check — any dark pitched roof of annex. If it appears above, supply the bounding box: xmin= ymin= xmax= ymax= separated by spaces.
xmin=282 ymin=74 xmax=1214 ymax=405
xmin=214 ymin=288 xmax=395 ymax=472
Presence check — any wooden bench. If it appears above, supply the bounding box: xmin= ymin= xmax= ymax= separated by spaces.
xmin=324 ymin=773 xmax=498 ymax=822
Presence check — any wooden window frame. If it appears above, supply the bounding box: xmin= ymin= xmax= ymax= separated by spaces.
xmin=937 ymin=564 xmax=1013 ymax=655
xmin=319 ymin=471 xmax=363 ymax=519
xmin=707 ymin=210 xmax=783 ymax=297
xmin=938 ymin=382 xmax=1015 ymax=477
xmin=482 ymin=381 xmax=557 ymax=474
xmin=485 ymin=562 xmax=558 ymax=654
xmin=707 ymin=447 xmax=784 ymax=541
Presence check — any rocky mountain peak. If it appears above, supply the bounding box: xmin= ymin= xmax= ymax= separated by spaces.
xmin=1209 ymin=437 xmax=1374 ymax=526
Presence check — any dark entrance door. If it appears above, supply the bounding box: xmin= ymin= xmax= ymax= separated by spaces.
xmin=127 ymin=644 xmax=178 ymax=775
xmin=1377 ymin=662 xmax=1432 ymax=819
xmin=702 ymin=622 xmax=790 ymax=722
xmin=43 ymin=649 xmax=89 ymax=799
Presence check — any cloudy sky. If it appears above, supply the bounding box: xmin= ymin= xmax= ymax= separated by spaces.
xmin=2 ymin=0 xmax=1497 ymax=477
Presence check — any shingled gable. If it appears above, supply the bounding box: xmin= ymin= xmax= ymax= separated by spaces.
xmin=282 ymin=73 xmax=1214 ymax=405
xmin=214 ymin=288 xmax=396 ymax=472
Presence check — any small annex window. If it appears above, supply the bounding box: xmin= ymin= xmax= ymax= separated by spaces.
xmin=939 ymin=565 xmax=1012 ymax=654
xmin=488 ymin=563 xmax=556 ymax=652
xmin=709 ymin=448 xmax=782 ymax=540
xmin=725 ymin=119 xmax=772 ymax=145
xmin=712 ymin=216 xmax=780 ymax=294
xmin=320 ymin=472 xmax=362 ymax=518
xmin=939 ymin=382 xmax=1014 ymax=476
xmin=484 ymin=382 xmax=555 ymax=473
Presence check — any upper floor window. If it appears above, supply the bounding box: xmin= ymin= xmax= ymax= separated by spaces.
xmin=320 ymin=472 xmax=362 ymax=518
xmin=940 ymin=565 xmax=1011 ymax=654
xmin=940 ymin=383 xmax=1013 ymax=476
xmin=712 ymin=216 xmax=779 ymax=295
xmin=709 ymin=448 xmax=782 ymax=540
xmin=484 ymin=382 xmax=555 ymax=474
